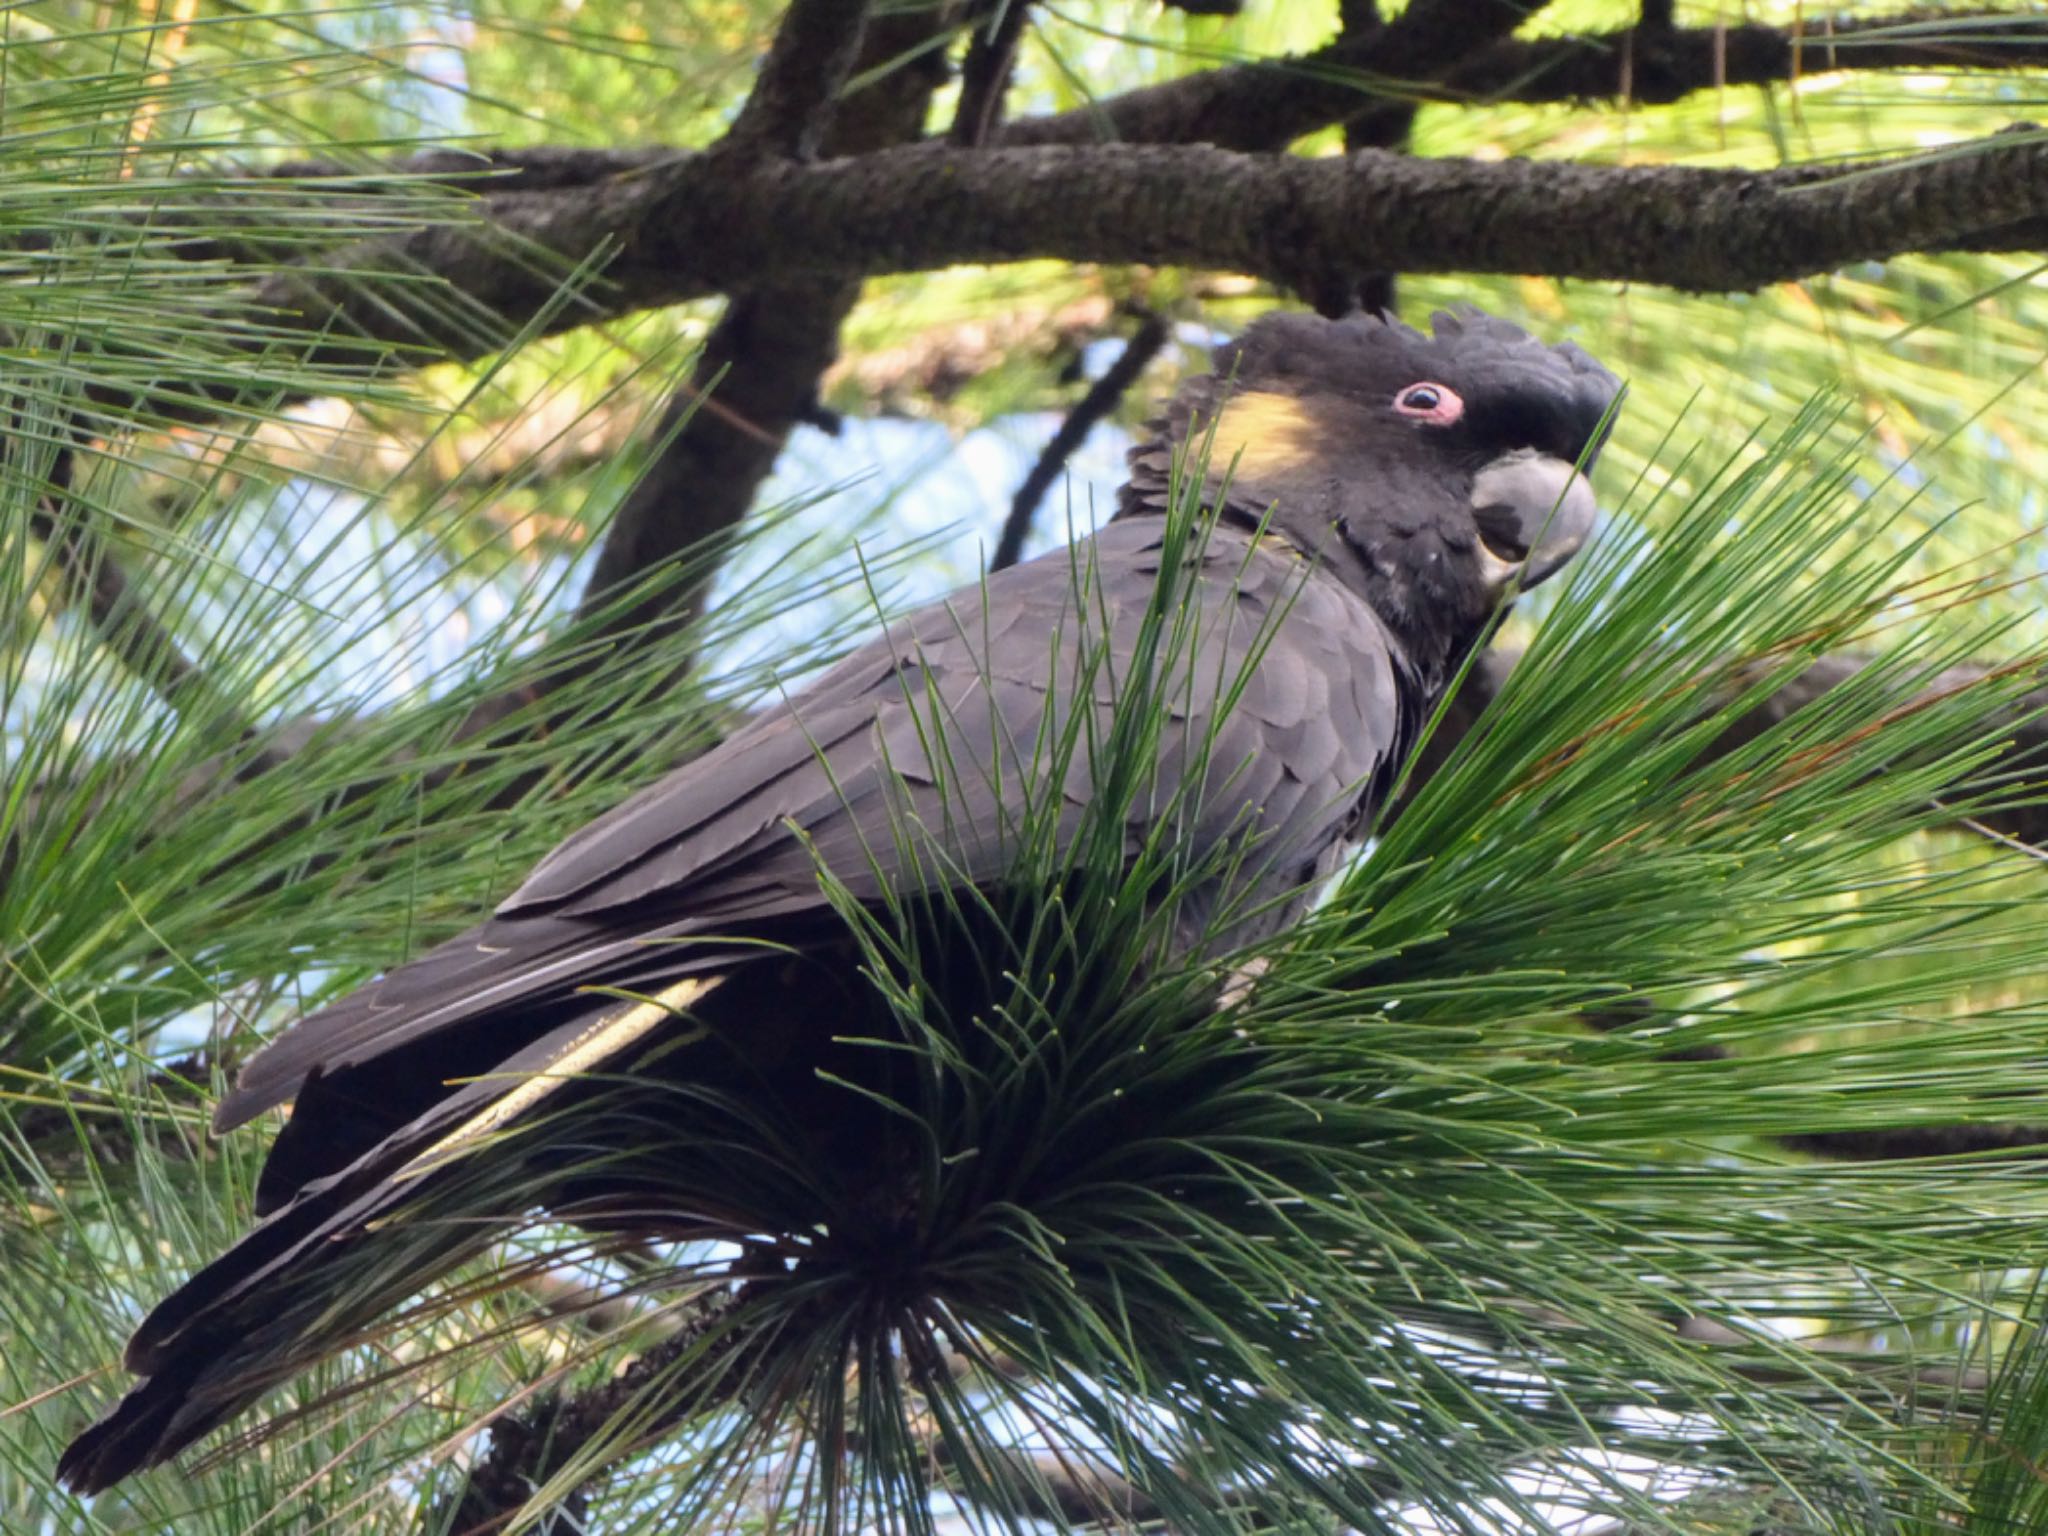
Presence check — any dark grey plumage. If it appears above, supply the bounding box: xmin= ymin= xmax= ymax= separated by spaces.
xmin=58 ymin=308 xmax=1621 ymax=1494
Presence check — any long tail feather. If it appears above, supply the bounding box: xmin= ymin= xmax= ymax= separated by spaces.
xmin=60 ymin=977 xmax=720 ymax=1493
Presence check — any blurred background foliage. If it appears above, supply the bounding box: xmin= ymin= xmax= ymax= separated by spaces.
xmin=8 ymin=1 xmax=2048 ymax=1533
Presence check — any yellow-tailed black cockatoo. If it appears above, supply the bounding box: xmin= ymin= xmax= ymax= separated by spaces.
xmin=60 ymin=308 xmax=1620 ymax=1492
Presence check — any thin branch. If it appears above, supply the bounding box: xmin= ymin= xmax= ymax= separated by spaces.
xmin=1780 ymin=1123 xmax=2048 ymax=1160
xmin=1574 ymin=1000 xmax=2048 ymax=1161
xmin=1451 ymin=9 xmax=2048 ymax=109
xmin=20 ymin=436 xmax=250 ymax=733
xmin=9 ymin=1052 xmax=218 ymax=1167
xmin=951 ymin=1 xmax=1034 ymax=148
xmin=562 ymin=283 xmax=864 ymax=666
xmin=989 ymin=307 xmax=1168 ymax=573
xmin=435 ymin=1286 xmax=747 ymax=1536
xmin=998 ymin=0 xmax=1540 ymax=152
xmin=30 ymin=507 xmax=213 ymax=714
xmin=724 ymin=0 xmax=873 ymax=159
xmin=995 ymin=6 xmax=2048 ymax=148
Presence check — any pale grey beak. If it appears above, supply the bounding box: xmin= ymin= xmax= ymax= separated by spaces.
xmin=1470 ymin=449 xmax=1601 ymax=591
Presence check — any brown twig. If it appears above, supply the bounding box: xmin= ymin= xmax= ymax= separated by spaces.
xmin=435 ymin=1286 xmax=747 ymax=1536
xmin=1779 ymin=1123 xmax=2048 ymax=1160
xmin=989 ymin=308 xmax=1169 ymax=573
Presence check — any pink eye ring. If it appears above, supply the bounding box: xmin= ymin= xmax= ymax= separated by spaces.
xmin=1394 ymin=382 xmax=1464 ymax=425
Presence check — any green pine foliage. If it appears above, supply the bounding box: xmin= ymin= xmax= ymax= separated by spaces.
xmin=7 ymin=3 xmax=2048 ymax=1535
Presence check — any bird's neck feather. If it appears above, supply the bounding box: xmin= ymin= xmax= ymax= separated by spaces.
xmin=1113 ymin=475 xmax=1471 ymax=706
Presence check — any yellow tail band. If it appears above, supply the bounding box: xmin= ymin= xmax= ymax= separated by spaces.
xmin=392 ymin=974 xmax=723 ymax=1185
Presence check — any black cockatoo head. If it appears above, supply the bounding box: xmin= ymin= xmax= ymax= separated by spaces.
xmin=1121 ymin=309 xmax=1623 ymax=683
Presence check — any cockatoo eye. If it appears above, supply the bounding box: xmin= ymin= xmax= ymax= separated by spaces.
xmin=1393 ymin=382 xmax=1464 ymax=425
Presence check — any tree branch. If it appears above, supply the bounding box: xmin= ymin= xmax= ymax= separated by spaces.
xmin=436 ymin=1286 xmax=746 ymax=1536
xmin=995 ymin=0 xmax=1544 ymax=151
xmin=33 ymin=11 xmax=2048 ymax=295
xmin=724 ymin=0 xmax=873 ymax=158
xmin=215 ymin=126 xmax=2045 ymax=383
xmin=950 ymin=1 xmax=1033 ymax=148
xmin=563 ymin=6 xmax=950 ymax=673
xmin=1780 ymin=1122 xmax=2048 ymax=1160
xmin=8 ymin=1052 xmax=216 ymax=1168
xmin=1451 ymin=9 xmax=2048 ymax=109
xmin=989 ymin=307 xmax=1167 ymax=572
xmin=183 ymin=10 xmax=2046 ymax=191
xmin=17 ymin=431 xmax=253 ymax=735
xmin=563 ymin=285 xmax=863 ymax=661
xmin=52 ymin=122 xmax=2040 ymax=444
xmin=995 ymin=6 xmax=2047 ymax=149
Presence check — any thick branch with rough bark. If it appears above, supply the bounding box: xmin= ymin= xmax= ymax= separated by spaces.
xmin=207 ymin=11 xmax=2048 ymax=196
xmin=27 ymin=7 xmax=2040 ymax=452
xmin=410 ymin=131 xmax=2048 ymax=299
xmin=106 ymin=125 xmax=2048 ymax=439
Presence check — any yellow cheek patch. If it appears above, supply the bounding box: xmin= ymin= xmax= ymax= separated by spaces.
xmin=1204 ymin=391 xmax=1324 ymax=482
